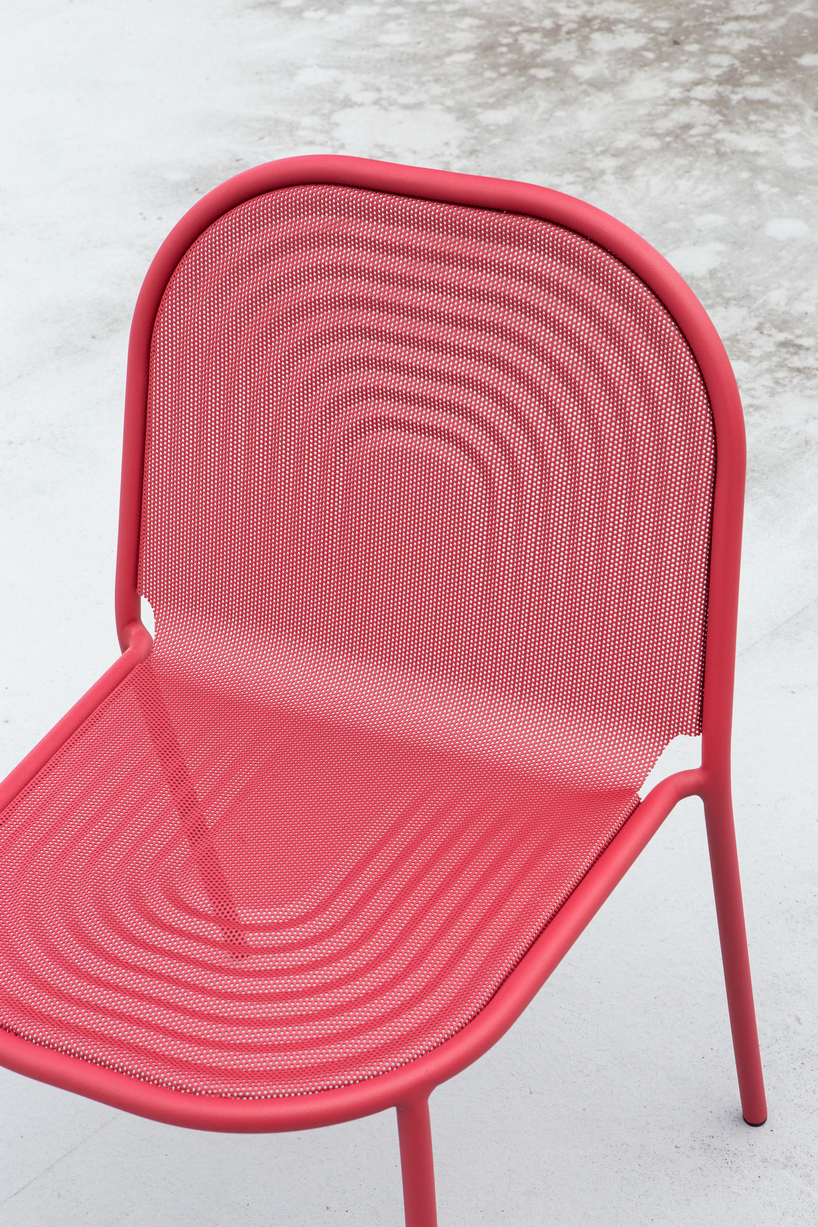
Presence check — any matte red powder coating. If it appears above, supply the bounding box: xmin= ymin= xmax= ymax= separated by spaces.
xmin=0 ymin=157 xmax=765 ymax=1225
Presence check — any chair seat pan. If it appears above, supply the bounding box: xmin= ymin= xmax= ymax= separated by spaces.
xmin=0 ymin=643 xmax=649 ymax=1100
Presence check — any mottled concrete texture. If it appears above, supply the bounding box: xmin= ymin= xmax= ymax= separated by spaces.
xmin=1 ymin=1 xmax=817 ymax=1223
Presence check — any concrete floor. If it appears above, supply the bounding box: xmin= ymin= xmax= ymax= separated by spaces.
xmin=1 ymin=0 xmax=817 ymax=1222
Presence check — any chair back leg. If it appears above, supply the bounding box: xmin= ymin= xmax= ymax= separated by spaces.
xmin=703 ymin=782 xmax=767 ymax=1125
xmin=397 ymin=1097 xmax=438 ymax=1227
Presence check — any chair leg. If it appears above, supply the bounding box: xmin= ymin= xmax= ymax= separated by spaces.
xmin=703 ymin=782 xmax=767 ymax=1125
xmin=396 ymin=1097 xmax=438 ymax=1227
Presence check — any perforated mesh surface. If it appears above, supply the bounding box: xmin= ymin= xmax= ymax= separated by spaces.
xmin=0 ymin=185 xmax=715 ymax=1098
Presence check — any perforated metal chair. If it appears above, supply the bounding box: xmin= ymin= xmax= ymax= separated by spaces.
xmin=0 ymin=157 xmax=766 ymax=1225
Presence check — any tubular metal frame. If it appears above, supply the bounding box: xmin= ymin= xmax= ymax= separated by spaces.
xmin=0 ymin=156 xmax=766 ymax=1227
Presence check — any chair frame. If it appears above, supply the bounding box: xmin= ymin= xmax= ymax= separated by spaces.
xmin=0 ymin=156 xmax=766 ymax=1225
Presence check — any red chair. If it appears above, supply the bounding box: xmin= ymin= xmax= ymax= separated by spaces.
xmin=0 ymin=157 xmax=765 ymax=1224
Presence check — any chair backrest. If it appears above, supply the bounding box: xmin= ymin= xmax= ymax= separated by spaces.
xmin=137 ymin=180 xmax=715 ymax=773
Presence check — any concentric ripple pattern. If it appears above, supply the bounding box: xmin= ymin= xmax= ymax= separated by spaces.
xmin=0 ymin=185 xmax=715 ymax=1098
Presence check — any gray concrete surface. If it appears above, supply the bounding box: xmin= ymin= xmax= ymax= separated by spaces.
xmin=1 ymin=1 xmax=817 ymax=1223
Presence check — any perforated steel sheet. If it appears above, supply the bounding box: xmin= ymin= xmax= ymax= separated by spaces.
xmin=0 ymin=185 xmax=714 ymax=1097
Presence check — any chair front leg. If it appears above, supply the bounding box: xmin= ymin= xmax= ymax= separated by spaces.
xmin=397 ymin=1096 xmax=438 ymax=1227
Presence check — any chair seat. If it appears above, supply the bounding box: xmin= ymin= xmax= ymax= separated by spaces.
xmin=0 ymin=637 xmax=653 ymax=1100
